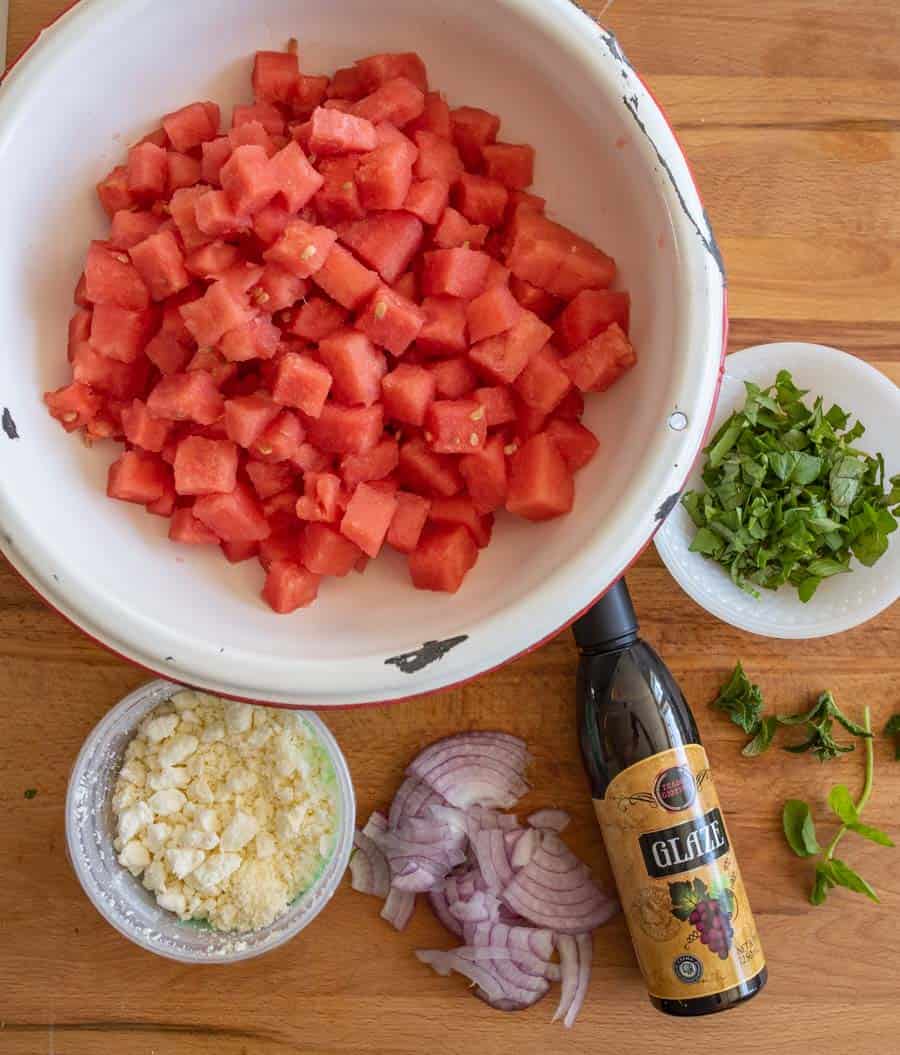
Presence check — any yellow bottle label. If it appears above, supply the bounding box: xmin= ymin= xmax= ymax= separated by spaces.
xmin=594 ymin=744 xmax=765 ymax=1001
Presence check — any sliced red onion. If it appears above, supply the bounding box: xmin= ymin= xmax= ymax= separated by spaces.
xmin=415 ymin=949 xmax=506 ymax=1004
xmin=447 ymin=890 xmax=502 ymax=923
xmin=467 ymin=805 xmax=521 ymax=831
xmin=380 ymin=887 xmax=415 ymax=931
xmin=422 ymin=803 xmax=469 ymax=834
xmin=350 ymin=830 xmax=390 ymax=898
xmin=409 ymin=733 xmax=530 ymax=809
xmin=527 ymin=808 xmax=570 ymax=833
xmin=388 ymin=775 xmax=449 ymax=829
xmin=509 ymin=827 xmax=540 ymax=869
xmin=553 ymin=935 xmax=579 ymax=1024
xmin=471 ymin=828 xmax=516 ymax=894
xmin=428 ymin=887 xmax=464 ymax=937
xmin=555 ymin=933 xmax=593 ymax=1029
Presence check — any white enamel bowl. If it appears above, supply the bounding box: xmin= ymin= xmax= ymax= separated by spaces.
xmin=0 ymin=0 xmax=725 ymax=705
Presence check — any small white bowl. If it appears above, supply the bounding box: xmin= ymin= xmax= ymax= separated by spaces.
xmin=65 ymin=680 xmax=355 ymax=963
xmin=655 ymin=343 xmax=900 ymax=639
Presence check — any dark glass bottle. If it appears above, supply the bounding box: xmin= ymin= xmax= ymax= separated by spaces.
xmin=574 ymin=580 xmax=767 ymax=1017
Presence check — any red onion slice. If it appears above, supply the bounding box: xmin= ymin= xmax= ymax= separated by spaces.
xmin=563 ymin=933 xmax=593 ymax=1029
xmin=472 ymin=828 xmax=516 ymax=894
xmin=389 ymin=775 xmax=449 ymax=828
xmin=553 ymin=934 xmax=579 ymax=1024
xmin=362 ymin=811 xmax=388 ymax=838
xmin=409 ymin=733 xmax=531 ymax=809
xmin=509 ymin=827 xmax=540 ymax=869
xmin=350 ymin=830 xmax=390 ymax=899
xmin=527 ymin=808 xmax=570 ymax=833
xmin=380 ymin=887 xmax=415 ymax=931
xmin=428 ymin=887 xmax=464 ymax=937
xmin=415 ymin=949 xmax=506 ymax=1004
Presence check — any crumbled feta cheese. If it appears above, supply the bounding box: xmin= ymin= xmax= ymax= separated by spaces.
xmin=158 ymin=889 xmax=187 ymax=915
xmin=116 ymin=801 xmax=153 ymax=845
xmin=118 ymin=840 xmax=151 ymax=875
xmin=158 ymin=733 xmax=199 ymax=768
xmin=165 ymin=846 xmax=206 ymax=879
xmin=148 ymin=788 xmax=187 ymax=816
xmin=220 ymin=811 xmax=259 ymax=852
xmin=144 ymin=713 xmax=179 ymax=743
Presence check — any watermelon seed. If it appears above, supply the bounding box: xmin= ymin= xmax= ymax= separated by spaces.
xmin=309 ymin=153 xmax=318 ymax=164
xmin=301 ymin=245 xmax=318 ymax=261
xmin=469 ymin=433 xmax=480 ymax=447
xmin=341 ymin=181 xmax=354 ymax=191
xmin=504 ymin=442 xmax=518 ymax=456
xmin=425 ymin=432 xmax=434 ymax=443
xmin=374 ymin=301 xmax=388 ymax=320
xmin=469 ymin=406 xmax=485 ymax=422
xmin=461 ymin=240 xmax=470 ymax=249
xmin=251 ymin=287 xmax=270 ymax=305
xmin=113 ymin=253 xmax=130 ymax=264
xmin=63 ymin=411 xmax=78 ymax=423
xmin=257 ymin=445 xmax=273 ymax=455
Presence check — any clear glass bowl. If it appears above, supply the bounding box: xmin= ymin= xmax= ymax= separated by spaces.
xmin=65 ymin=679 xmax=355 ymax=963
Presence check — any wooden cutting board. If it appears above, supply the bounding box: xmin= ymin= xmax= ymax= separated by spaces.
xmin=2 ymin=2 xmax=898 ymax=1052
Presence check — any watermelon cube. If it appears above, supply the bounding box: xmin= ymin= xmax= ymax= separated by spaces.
xmin=318 ymin=329 xmax=386 ymax=406
xmin=506 ymin=188 xmax=546 ymax=225
xmin=163 ymin=102 xmax=220 ymax=152
xmin=220 ymin=144 xmax=277 ymax=215
xmin=514 ymin=345 xmax=572 ymax=415
xmin=229 ymin=116 xmax=276 ymax=153
xmin=121 ymin=398 xmax=173 ymax=452
xmin=71 ymin=342 xmax=149 ymax=400
xmin=294 ymin=74 xmax=330 ymax=116
xmin=311 ymin=244 xmax=380 ymax=309
xmin=427 ymin=399 xmax=486 ymax=454
xmin=224 ymin=394 xmax=281 ymax=448
xmin=107 ymin=450 xmax=170 ymax=504
xmin=167 ymin=151 xmax=203 ymax=191
xmin=129 ymin=228 xmax=190 ymax=301
xmin=545 ymin=418 xmax=599 ymax=472
xmin=44 ymin=382 xmax=103 ymax=432
xmin=386 ymin=491 xmax=431 ymax=553
xmin=466 ymin=284 xmax=523 ymax=344
xmin=220 ymin=316 xmax=281 ymax=362
xmin=397 ymin=437 xmax=461 ymax=496
xmin=403 ymin=178 xmax=450 ymax=225
xmin=428 ymin=495 xmax=493 ymax=548
xmin=294 ymin=443 xmax=331 ymax=473
xmin=97 ymin=165 xmax=134 ymax=217
xmin=407 ymin=91 xmax=452 ymax=139
xmin=459 ymin=435 xmax=508 ymax=515
xmin=505 ymin=211 xmax=616 ymax=298
xmin=509 ymin=275 xmax=560 ymax=322
xmin=429 ymin=358 xmax=478 ymax=400
xmin=355 ymin=142 xmax=414 ymax=211
xmin=555 ymin=387 xmax=585 ymax=421
xmin=484 ymin=259 xmax=511 ymax=290
xmin=201 ymin=137 xmax=233 ymax=185
xmin=301 ymin=523 xmax=362 ymax=576
xmin=450 ymin=106 xmax=501 ymax=169
xmin=355 ymin=286 xmax=425 ymax=355
xmin=109 ymin=209 xmax=164 ymax=251
xmin=89 ymin=303 xmax=153 ymax=363
xmin=555 ymin=289 xmax=631 ymax=350
xmin=145 ymin=332 xmax=191 ymax=375
xmin=309 ymin=107 xmax=378 ymax=155
xmin=146 ymin=479 xmax=177 ymax=517
xmin=422 ymin=248 xmax=491 ymax=299
xmin=84 ymin=241 xmax=150 ymax=311
xmin=482 ymin=143 xmax=535 ymax=189
xmin=264 ymin=217 xmax=337 ymax=277
xmin=375 ymin=121 xmax=419 ymax=164
xmin=305 ymin=403 xmax=383 ymax=454
xmin=68 ymin=308 xmax=92 ymax=358
xmin=353 ymin=76 xmax=425 ymax=127
xmin=179 ymin=280 xmax=253 ymax=347
xmin=412 ymin=132 xmax=464 ymax=185
xmin=272 ymin=352 xmax=333 ymax=418
xmin=252 ymin=50 xmax=299 ymax=104
xmin=169 ymin=186 xmax=214 ymax=249
xmin=514 ymin=396 xmax=547 ymax=440
xmin=261 ymin=561 xmax=320 ymax=612
xmin=408 ymin=524 xmax=477 ymax=593
xmin=74 ymin=273 xmax=92 ymax=309
xmin=168 ymin=506 xmax=220 ymax=544
xmin=126 ymin=141 xmax=168 ymax=200
xmin=474 ymin=385 xmax=517 ymax=427
xmin=381 ymin=363 xmax=436 ymax=426
xmin=146 ymin=371 xmax=224 ymax=425
xmin=288 ymin=295 xmax=347 ymax=341
xmin=256 ymin=263 xmax=308 ymax=312
xmin=313 ymin=155 xmax=366 ymax=224
xmin=506 ymin=432 xmax=574 ymax=521
xmin=184 ymin=241 xmax=241 ymax=279
xmin=253 ymin=409 xmax=306 ymax=462
xmin=432 ymin=206 xmax=488 ymax=250
xmin=246 ymin=460 xmax=295 ymax=500
xmin=221 ymin=539 xmax=260 ymax=563
xmin=194 ymin=189 xmax=251 ymax=237
xmin=174 ymin=436 xmax=239 ymax=495
xmin=218 ymin=261 xmax=265 ymax=298
xmin=356 ymin=53 xmax=428 ymax=94
xmin=295 ymin=471 xmax=343 ymax=522
xmin=187 ymin=347 xmax=237 ymax=387
xmin=559 ymin=323 xmax=636 ymax=392
xmin=455 ymin=173 xmax=509 ymax=228
xmin=340 ymin=437 xmax=399 ymax=489
xmin=326 ymin=65 xmax=367 ymax=101
xmin=259 ymin=525 xmax=303 ymax=570
xmin=338 ymin=211 xmax=424 ymax=284
xmin=268 ymin=141 xmax=324 ymax=212
xmin=193 ymin=481 xmax=270 ymax=541
xmin=340 ymin=482 xmax=398 ymax=557
xmin=233 ymin=101 xmax=285 ymax=136
xmin=392 ymin=271 xmax=418 ymax=300
xmin=469 ymin=310 xmax=552 ymax=384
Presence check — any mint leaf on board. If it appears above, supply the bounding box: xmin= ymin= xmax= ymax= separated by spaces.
xmin=780 ymin=692 xmax=870 ymax=762
xmin=23 ymin=788 xmax=37 ymax=800
xmin=810 ymin=863 xmax=832 ymax=905
xmin=822 ymin=859 xmax=880 ymax=903
xmin=828 ymin=785 xmax=858 ymax=825
xmin=846 ymin=822 xmax=895 ymax=847
xmin=712 ymin=662 xmax=765 ymax=735
xmin=782 ymin=800 xmax=821 ymax=857
xmin=742 ymin=715 xmax=779 ymax=757
xmin=680 ymin=371 xmax=898 ymax=602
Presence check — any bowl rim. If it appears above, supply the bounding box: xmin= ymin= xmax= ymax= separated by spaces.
xmin=64 ymin=679 xmax=356 ymax=962
xmin=0 ymin=1 xmax=727 ymax=705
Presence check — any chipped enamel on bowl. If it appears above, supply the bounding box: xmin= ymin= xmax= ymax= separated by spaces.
xmin=656 ymin=343 xmax=900 ymax=639
xmin=0 ymin=0 xmax=725 ymax=706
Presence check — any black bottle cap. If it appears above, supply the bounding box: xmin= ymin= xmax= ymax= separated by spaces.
xmin=572 ymin=578 xmax=640 ymax=653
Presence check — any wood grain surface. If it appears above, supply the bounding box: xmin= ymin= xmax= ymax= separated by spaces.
xmin=2 ymin=2 xmax=899 ymax=1053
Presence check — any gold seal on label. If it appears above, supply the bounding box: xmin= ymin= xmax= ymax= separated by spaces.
xmin=632 ymin=886 xmax=682 ymax=942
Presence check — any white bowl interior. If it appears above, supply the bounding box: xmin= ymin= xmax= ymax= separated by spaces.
xmin=0 ymin=0 xmax=723 ymax=703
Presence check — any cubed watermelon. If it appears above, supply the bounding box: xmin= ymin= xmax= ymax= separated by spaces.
xmin=220 ymin=316 xmax=281 ymax=362
xmin=184 ymin=241 xmax=241 ymax=279
xmin=506 ymin=432 xmax=574 ymax=521
xmin=340 ymin=437 xmax=399 ymax=489
xmin=121 ymin=398 xmax=173 ymax=452
xmin=252 ymin=50 xmax=299 ymax=104
xmin=127 ymin=142 xmax=168 ymax=200
xmin=229 ymin=119 xmax=276 ymax=155
xmin=262 ymin=561 xmax=320 ymax=612
xmin=163 ymin=102 xmax=220 ymax=152
xmin=422 ymin=248 xmax=491 ymax=299
xmin=233 ymin=101 xmax=285 ymax=136
xmin=169 ymin=185 xmax=215 ymax=249
xmin=355 ymin=286 xmax=425 ymax=355
xmin=386 ymin=491 xmax=431 ymax=553
xmin=71 ymin=341 xmax=150 ymax=399
xmin=392 ymin=271 xmax=418 ymax=301
xmin=482 ymin=143 xmax=534 ymax=189
xmin=340 ymin=482 xmax=398 ymax=557
xmin=407 ymin=91 xmax=452 ymax=139
xmin=353 ymin=76 xmax=425 ymax=127
xmin=294 ymin=74 xmax=330 ymax=116
xmin=146 ymin=479 xmax=177 ymax=517
xmin=318 ymin=329 xmax=386 ymax=406
xmin=313 ymin=155 xmax=366 ymax=224
xmin=268 ymin=141 xmax=324 ymax=212
xmin=194 ymin=189 xmax=251 ymax=237
xmin=381 ymin=363 xmax=436 ymax=426
xmin=484 ymin=259 xmax=511 ymax=290
xmin=97 ymin=165 xmax=134 ymax=217
xmin=107 ymin=450 xmax=170 ymax=504
xmin=545 ymin=418 xmax=599 ymax=472
xmin=555 ymin=290 xmax=631 ymax=350
xmin=272 ymin=352 xmax=333 ymax=418
xmin=201 ymin=138 xmax=233 ymax=185
xmin=504 ymin=210 xmax=616 ymax=298
xmin=408 ymin=524 xmax=477 ymax=592
xmin=311 ymin=244 xmax=380 ymax=309
xmin=469 ymin=309 xmax=552 ymax=385
xmin=474 ymin=385 xmax=517 ymax=427
xmin=146 ymin=371 xmax=225 ymax=425
xmin=295 ymin=471 xmax=343 ymax=522
xmin=326 ymin=65 xmax=367 ymax=102
xmin=173 ymin=435 xmax=238 ymax=495
xmin=432 ymin=206 xmax=488 ymax=250
xmin=169 ymin=506 xmax=221 ymax=544
xmin=429 ymin=358 xmax=478 ymax=400
xmin=301 ymin=523 xmax=362 ymax=576
xmin=429 ymin=495 xmax=493 ymax=548
xmin=219 ymin=261 xmax=265 ymax=298
xmin=450 ymin=106 xmax=500 ymax=169
xmin=466 ymin=284 xmax=523 ymax=344
xmin=84 ymin=241 xmax=150 ymax=311
xmin=514 ymin=396 xmax=547 ymax=441
xmin=264 ymin=217 xmax=337 ymax=277
xmin=427 ymin=399 xmax=486 ymax=454
xmin=555 ymin=387 xmax=585 ymax=421
xmin=179 ymin=280 xmax=253 ymax=347
xmin=412 ymin=130 xmax=464 ymax=183
xmin=259 ymin=526 xmax=303 ymax=570
xmin=459 ymin=435 xmax=508 ymax=515
xmin=403 ymin=178 xmax=450 ymax=225
xmin=309 ymin=107 xmax=378 ymax=154
xmin=109 ymin=210 xmax=164 ymax=251
xmin=455 ymin=174 xmax=509 ymax=228
xmin=44 ymin=382 xmax=103 ymax=432
xmin=256 ymin=263 xmax=308 ymax=312
xmin=397 ymin=437 xmax=461 ymax=496
xmin=514 ymin=345 xmax=572 ymax=415
xmin=305 ymin=403 xmax=383 ymax=454
xmin=220 ymin=144 xmax=277 ymax=215
xmin=68 ymin=308 xmax=92 ymax=358
xmin=167 ymin=151 xmax=203 ymax=191
xmin=193 ymin=481 xmax=270 ymax=541
xmin=559 ymin=323 xmax=636 ymax=392
xmin=187 ymin=347 xmax=237 ymax=387
xmin=246 ymin=460 xmax=295 ymax=500
xmin=224 ymin=394 xmax=281 ymax=448
xmin=89 ymin=303 xmax=153 ymax=363
xmin=355 ymin=142 xmax=414 ymax=211
xmin=356 ymin=52 xmax=428 ymax=94
xmin=338 ymin=211 xmax=424 ymax=284
xmin=221 ymin=539 xmax=260 ymax=563
xmin=288 ymin=295 xmax=347 ymax=341
xmin=253 ymin=409 xmax=306 ymax=462
xmin=129 ymin=228 xmax=190 ymax=301
xmin=509 ymin=275 xmax=561 ymax=321
xmin=145 ymin=332 xmax=191 ymax=375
